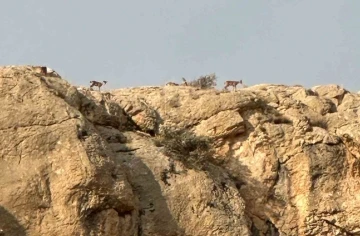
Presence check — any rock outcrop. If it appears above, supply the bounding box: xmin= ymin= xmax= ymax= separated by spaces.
xmin=1 ymin=66 xmax=360 ymax=235
xmin=0 ymin=66 xmax=137 ymax=235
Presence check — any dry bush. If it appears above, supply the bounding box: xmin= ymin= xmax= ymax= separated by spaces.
xmin=153 ymin=127 xmax=214 ymax=170
xmin=187 ymin=73 xmax=217 ymax=89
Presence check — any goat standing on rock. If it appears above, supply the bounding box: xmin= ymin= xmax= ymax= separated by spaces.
xmin=224 ymin=80 xmax=243 ymax=91
xmin=165 ymin=82 xmax=179 ymax=86
xmin=90 ymin=80 xmax=107 ymax=91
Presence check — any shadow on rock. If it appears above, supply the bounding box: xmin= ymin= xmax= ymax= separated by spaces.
xmin=115 ymin=152 xmax=185 ymax=236
xmin=0 ymin=206 xmax=26 ymax=236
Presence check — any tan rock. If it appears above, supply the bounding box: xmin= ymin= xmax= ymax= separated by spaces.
xmin=312 ymin=84 xmax=348 ymax=106
xmin=0 ymin=66 xmax=137 ymax=236
xmin=3 ymin=66 xmax=360 ymax=235
xmin=116 ymin=132 xmax=251 ymax=236
xmin=193 ymin=110 xmax=245 ymax=138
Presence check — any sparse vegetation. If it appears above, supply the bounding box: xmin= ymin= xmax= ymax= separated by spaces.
xmin=153 ymin=127 xmax=214 ymax=170
xmin=187 ymin=73 xmax=217 ymax=89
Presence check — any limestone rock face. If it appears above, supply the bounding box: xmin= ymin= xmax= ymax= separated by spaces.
xmin=0 ymin=66 xmax=137 ymax=236
xmin=0 ymin=66 xmax=252 ymax=235
xmin=116 ymin=132 xmax=250 ymax=236
xmin=2 ymin=66 xmax=360 ymax=236
xmin=193 ymin=110 xmax=245 ymax=138
xmin=311 ymin=84 xmax=348 ymax=106
xmin=113 ymin=84 xmax=360 ymax=235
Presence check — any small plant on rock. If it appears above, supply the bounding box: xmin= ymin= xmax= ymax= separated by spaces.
xmin=188 ymin=73 xmax=217 ymax=89
xmin=153 ymin=127 xmax=214 ymax=170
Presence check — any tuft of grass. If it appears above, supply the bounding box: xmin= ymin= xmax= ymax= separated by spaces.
xmin=153 ymin=127 xmax=214 ymax=170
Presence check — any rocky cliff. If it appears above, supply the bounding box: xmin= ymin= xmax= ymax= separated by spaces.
xmin=1 ymin=66 xmax=360 ymax=236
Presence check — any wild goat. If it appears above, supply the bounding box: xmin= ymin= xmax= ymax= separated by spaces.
xmin=166 ymin=78 xmax=188 ymax=87
xmin=224 ymin=80 xmax=243 ymax=91
xmin=90 ymin=80 xmax=107 ymax=91
xmin=35 ymin=66 xmax=60 ymax=77
xmin=166 ymin=82 xmax=179 ymax=86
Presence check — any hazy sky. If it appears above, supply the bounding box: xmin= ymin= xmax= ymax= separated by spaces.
xmin=0 ymin=1 xmax=359 ymax=91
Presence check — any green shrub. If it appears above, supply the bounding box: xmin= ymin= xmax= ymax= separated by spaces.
xmin=153 ymin=127 xmax=214 ymax=170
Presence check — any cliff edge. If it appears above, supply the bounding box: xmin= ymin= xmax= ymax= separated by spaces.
xmin=1 ymin=66 xmax=359 ymax=235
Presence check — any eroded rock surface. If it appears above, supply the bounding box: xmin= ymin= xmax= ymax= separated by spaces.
xmin=0 ymin=66 xmax=137 ymax=236
xmin=112 ymin=83 xmax=360 ymax=235
xmin=1 ymin=66 xmax=360 ymax=235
